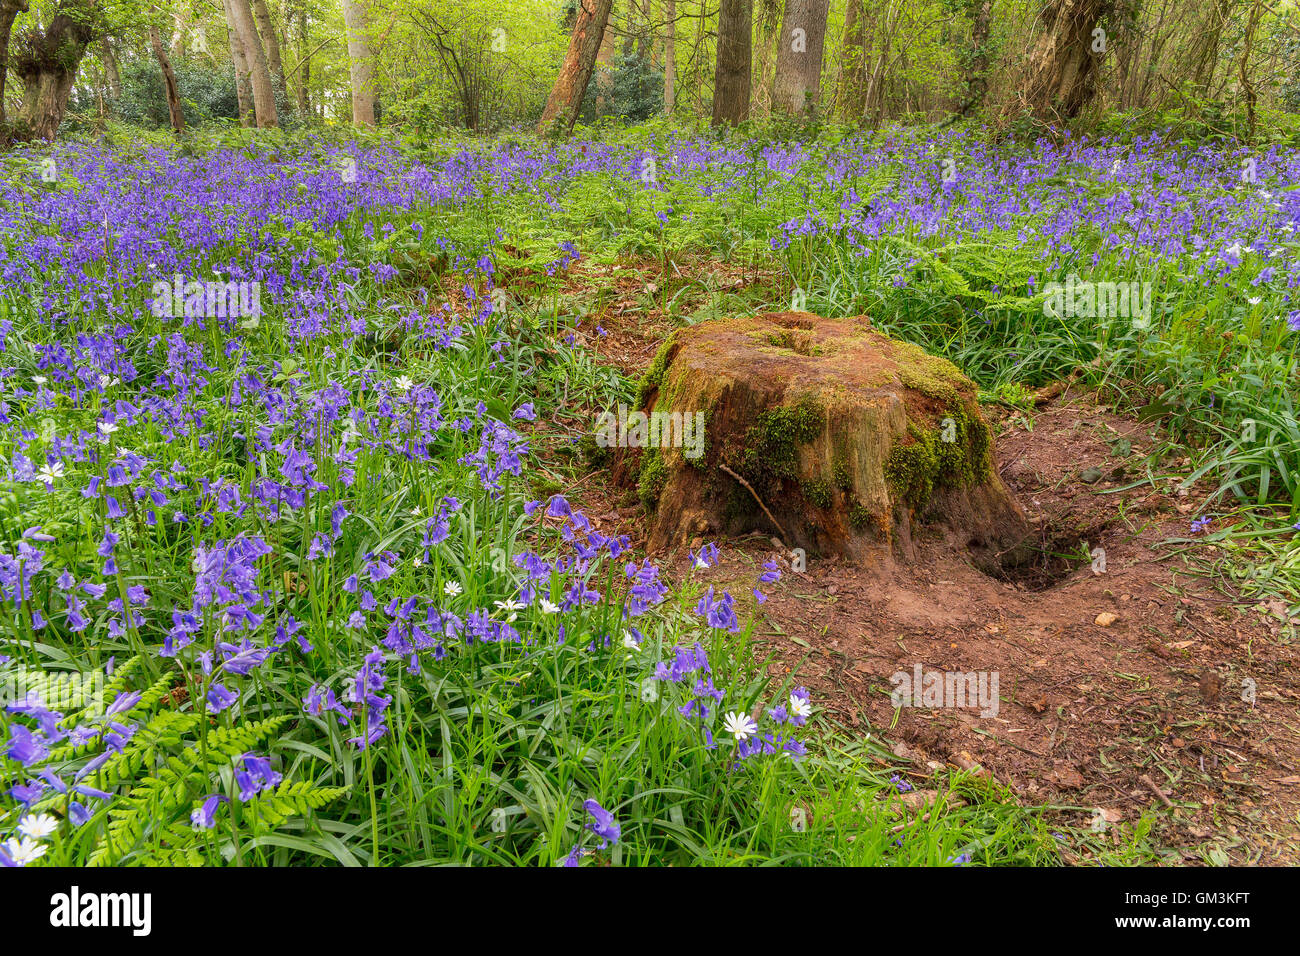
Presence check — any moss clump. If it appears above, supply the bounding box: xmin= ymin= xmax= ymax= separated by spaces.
xmin=636 ymin=333 xmax=677 ymax=407
xmin=832 ymin=456 xmax=853 ymax=491
xmin=638 ymin=450 xmax=668 ymax=511
xmin=892 ymin=340 xmax=968 ymax=405
xmin=884 ymin=400 xmax=994 ymax=513
xmin=739 ymin=396 xmax=825 ymax=493
xmin=803 ymin=477 xmax=832 ymax=510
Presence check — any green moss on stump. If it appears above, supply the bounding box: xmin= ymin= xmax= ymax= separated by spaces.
xmin=883 ymin=400 xmax=993 ymax=513
xmin=803 ymin=477 xmax=832 ymax=510
xmin=636 ymin=334 xmax=677 ymax=407
xmin=638 ymin=450 xmax=668 ymax=511
xmin=740 ymin=396 xmax=825 ymax=493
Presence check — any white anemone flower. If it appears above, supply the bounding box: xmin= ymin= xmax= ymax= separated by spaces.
xmin=36 ymin=462 xmax=63 ymax=484
xmin=443 ymin=581 xmax=463 ymax=598
xmin=18 ymin=813 xmax=58 ymax=840
xmin=723 ymin=711 xmax=759 ymax=741
xmin=3 ymin=836 xmax=47 ymax=865
xmin=789 ymin=695 xmax=813 ymax=720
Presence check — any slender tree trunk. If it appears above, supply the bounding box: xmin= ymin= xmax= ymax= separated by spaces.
xmin=252 ymin=0 xmax=287 ymax=102
xmin=149 ymin=25 xmax=186 ymax=134
xmin=712 ymin=0 xmax=751 ymax=125
xmin=100 ymin=36 xmax=120 ymax=100
xmin=12 ymin=0 xmax=100 ymax=140
xmin=341 ymin=0 xmax=375 ymax=125
xmin=837 ymin=0 xmax=865 ymax=120
xmin=169 ymin=8 xmax=188 ymax=58
xmin=664 ymin=0 xmax=675 ymax=113
xmin=1239 ymin=0 xmax=1262 ymax=141
xmin=957 ymin=0 xmax=992 ymax=116
xmin=226 ymin=0 xmax=277 ymax=126
xmin=1190 ymin=0 xmax=1231 ymax=94
xmin=0 ymin=0 xmax=32 ymax=126
xmin=221 ymin=0 xmax=255 ymax=125
xmin=771 ymin=0 xmax=830 ymax=115
xmin=295 ymin=0 xmax=310 ymax=114
xmin=537 ymin=0 xmax=614 ymax=137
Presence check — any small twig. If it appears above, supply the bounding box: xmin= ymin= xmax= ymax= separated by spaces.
xmin=719 ymin=464 xmax=788 ymax=542
xmin=1139 ymin=773 xmax=1175 ymax=809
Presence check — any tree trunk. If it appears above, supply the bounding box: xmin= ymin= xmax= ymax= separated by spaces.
xmin=226 ymin=0 xmax=277 ymax=126
xmin=536 ymin=0 xmax=614 ymax=137
xmin=1018 ymin=0 xmax=1115 ymax=125
xmin=771 ymin=0 xmax=830 ymax=115
xmin=149 ymin=24 xmax=185 ymax=134
xmin=169 ymin=8 xmax=188 ymax=58
xmin=252 ymin=0 xmax=287 ymax=102
xmin=295 ymin=0 xmax=310 ymax=114
xmin=0 ymin=0 xmax=30 ymax=125
xmin=663 ymin=0 xmax=675 ymax=113
xmin=956 ymin=0 xmax=992 ymax=116
xmin=712 ymin=0 xmax=751 ymax=126
xmin=11 ymin=0 xmax=99 ymax=141
xmin=341 ymin=0 xmax=375 ymax=125
xmin=1190 ymin=0 xmax=1230 ymax=94
xmin=837 ymin=0 xmax=865 ymax=120
xmin=1239 ymin=0 xmax=1262 ymax=141
xmin=100 ymin=37 xmax=120 ymax=100
xmin=221 ymin=0 xmax=255 ymax=125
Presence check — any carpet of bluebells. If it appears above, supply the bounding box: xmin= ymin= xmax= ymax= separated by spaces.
xmin=1 ymin=127 xmax=1296 ymax=867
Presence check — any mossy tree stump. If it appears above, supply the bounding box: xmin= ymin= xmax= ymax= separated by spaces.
xmin=630 ymin=311 xmax=1030 ymax=570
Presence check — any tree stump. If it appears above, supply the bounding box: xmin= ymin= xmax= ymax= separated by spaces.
xmin=627 ymin=311 xmax=1030 ymax=571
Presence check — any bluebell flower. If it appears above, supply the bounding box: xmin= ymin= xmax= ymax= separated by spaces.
xmin=583 ymin=799 xmax=621 ymax=849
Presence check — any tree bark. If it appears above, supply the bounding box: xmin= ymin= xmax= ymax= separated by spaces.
xmin=0 ymin=0 xmax=30 ymax=125
xmin=771 ymin=0 xmax=830 ymax=115
xmin=664 ymin=0 xmax=675 ymax=113
xmin=712 ymin=0 xmax=751 ymax=126
xmin=169 ymin=8 xmax=188 ymax=58
xmin=341 ymin=0 xmax=375 ymax=125
xmin=149 ymin=24 xmax=185 ymax=134
xmin=837 ymin=0 xmax=865 ymax=120
xmin=252 ymin=0 xmax=287 ymax=102
xmin=536 ymin=0 xmax=614 ymax=137
xmin=221 ymin=0 xmax=255 ymax=125
xmin=226 ymin=0 xmax=277 ymax=126
xmin=99 ymin=36 xmax=120 ymax=100
xmin=1017 ymin=0 xmax=1115 ymax=125
xmin=295 ymin=0 xmax=310 ymax=115
xmin=957 ymin=0 xmax=992 ymax=116
xmin=11 ymin=0 xmax=100 ymax=141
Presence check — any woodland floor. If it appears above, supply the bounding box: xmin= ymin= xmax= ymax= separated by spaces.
xmin=532 ymin=257 xmax=1300 ymax=865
